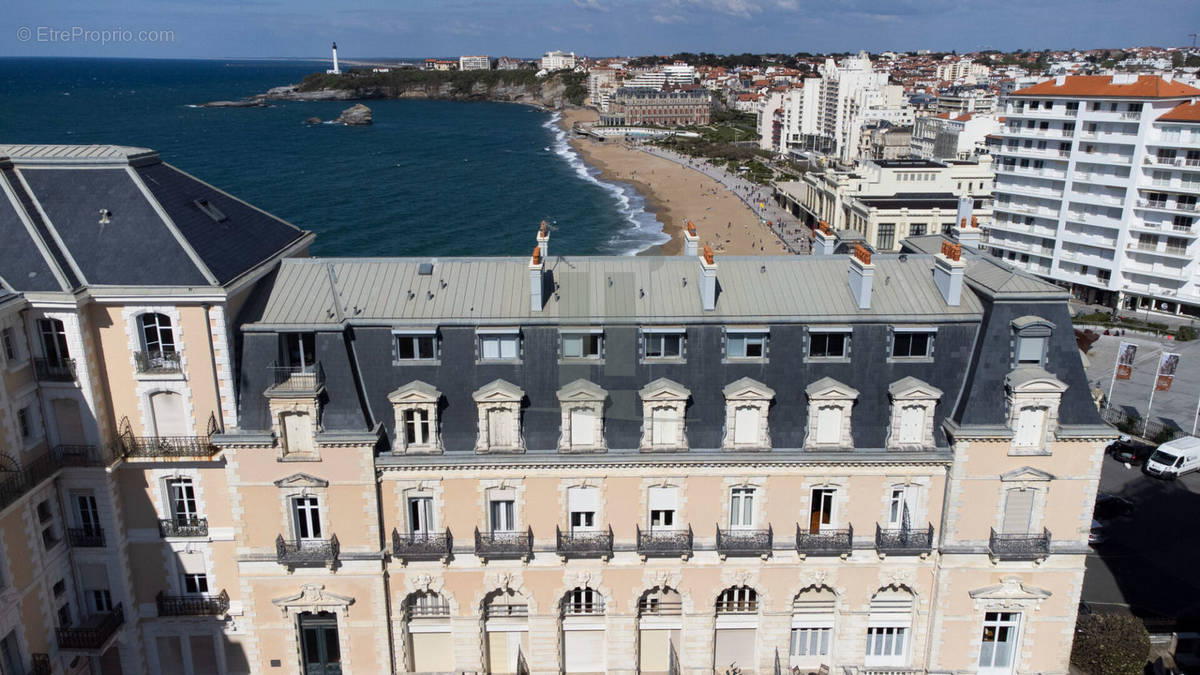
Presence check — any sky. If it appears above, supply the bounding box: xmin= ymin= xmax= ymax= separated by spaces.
xmin=2 ymin=0 xmax=1198 ymax=60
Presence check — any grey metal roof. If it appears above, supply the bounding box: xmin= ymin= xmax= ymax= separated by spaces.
xmin=253 ymin=254 xmax=984 ymax=327
xmin=901 ymin=235 xmax=1066 ymax=298
xmin=0 ymin=144 xmax=156 ymax=165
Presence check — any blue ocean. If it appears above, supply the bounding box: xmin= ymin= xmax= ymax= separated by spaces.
xmin=0 ymin=57 xmax=666 ymax=256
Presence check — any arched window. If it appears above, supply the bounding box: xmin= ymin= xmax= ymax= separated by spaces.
xmin=483 ymin=589 xmax=528 ymax=675
xmin=484 ymin=588 xmax=528 ymax=619
xmin=638 ymin=586 xmax=682 ymax=617
xmin=407 ymin=590 xmax=449 ymax=618
xmin=562 ymin=587 xmax=606 ymax=673
xmin=563 ymin=587 xmax=604 ymax=616
xmin=716 ymin=586 xmax=758 ymax=614
xmin=638 ymin=588 xmax=681 ymax=674
xmin=866 ymin=587 xmax=914 ymax=667
xmin=791 ymin=586 xmax=836 ymax=663
xmin=139 ymin=313 xmax=176 ymax=358
xmin=715 ymin=586 xmax=759 ymax=672
xmin=149 ymin=391 xmax=187 ymax=437
xmin=405 ymin=591 xmax=451 ymax=673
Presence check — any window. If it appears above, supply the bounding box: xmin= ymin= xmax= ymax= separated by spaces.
xmin=1 ymin=328 xmax=15 ymax=362
xmin=892 ymin=331 xmax=932 ymax=358
xmin=729 ymin=487 xmax=754 ymax=528
xmin=979 ymin=612 xmax=1021 ymax=672
xmin=808 ymin=331 xmax=848 ymax=359
xmin=909 ymin=223 xmax=927 ymax=236
xmin=281 ymin=332 xmax=316 ymax=371
xmin=479 ymin=333 xmax=519 ymax=360
xmin=167 ymin=478 xmax=198 ymax=524
xmin=648 ymin=486 xmax=677 ymax=530
xmin=1016 ymin=336 xmax=1045 ymax=365
xmin=395 ymin=333 xmax=436 ymax=361
xmin=876 ymin=223 xmax=896 ymax=250
xmin=791 ymin=587 xmax=835 ymax=660
xmin=866 ymin=627 xmax=908 ymax=661
xmin=489 ymin=498 xmax=515 ymax=532
xmin=57 ymin=604 xmax=72 ymax=629
xmin=644 ymin=332 xmax=683 ymax=359
xmin=38 ymin=499 xmax=60 ymax=550
xmin=90 ymin=589 xmax=113 ymax=612
xmin=887 ymin=486 xmax=917 ymax=529
xmin=650 ymin=407 xmax=679 ymax=446
xmin=562 ymin=332 xmax=602 ymax=359
xmin=865 ymin=588 xmax=914 ymax=666
xmin=807 ymin=487 xmax=836 ymax=533
xmin=567 ymin=486 xmax=598 ymax=531
xmin=1013 ymin=406 xmax=1046 ymax=448
xmin=726 ymin=331 xmax=766 ymax=359
xmin=472 ymin=379 xmax=524 ymax=452
xmin=408 ymin=496 xmax=433 ymax=534
xmin=139 ymin=313 xmax=176 ymax=358
xmin=1001 ymin=489 xmax=1035 ymax=535
xmin=564 ymin=587 xmax=604 ymax=615
xmin=184 ymin=573 xmax=209 ymax=594
xmin=293 ymin=497 xmax=322 ymax=540
xmin=38 ymin=318 xmax=69 ymax=363
xmin=17 ymin=407 xmax=30 ymax=439
xmin=388 ymin=380 xmax=442 ymax=454
xmin=404 ymin=409 xmax=431 ymax=445
xmin=74 ymin=494 xmax=101 ymax=537
xmin=716 ymin=587 xmax=758 ymax=614
xmin=0 ymin=630 xmax=23 ymax=675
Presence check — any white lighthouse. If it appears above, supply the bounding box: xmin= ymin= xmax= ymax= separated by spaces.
xmin=326 ymin=42 xmax=341 ymax=75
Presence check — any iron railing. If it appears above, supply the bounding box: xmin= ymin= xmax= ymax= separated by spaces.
xmin=67 ymin=527 xmax=105 ymax=548
xmin=156 ymin=589 xmax=230 ymax=616
xmin=134 ymin=350 xmax=182 ymax=374
xmin=159 ymin=517 xmax=209 ymax=538
xmin=637 ymin=598 xmax=683 ymax=616
xmin=121 ymin=436 xmax=218 ymax=459
xmin=407 ymin=602 xmax=451 ymax=618
xmin=484 ymin=603 xmax=529 ymax=619
xmin=276 ymin=534 xmax=339 ymax=569
xmin=0 ymin=446 xmax=102 ymax=513
xmin=34 ymin=357 xmax=76 ymax=382
xmin=637 ymin=525 xmax=693 ymax=558
xmin=796 ymin=523 xmax=854 ymax=556
xmin=716 ymin=525 xmax=773 ymax=557
xmin=269 ymin=362 xmax=325 ymax=393
xmin=56 ymin=604 xmax=123 ymax=651
xmin=556 ymin=525 xmax=613 ymax=559
xmin=474 ymin=527 xmax=533 ymax=561
xmin=875 ymin=524 xmax=934 ymax=555
xmin=392 ymin=528 xmax=452 ymax=562
xmin=31 ymin=653 xmax=50 ymax=675
xmin=989 ymin=528 xmax=1051 ymax=560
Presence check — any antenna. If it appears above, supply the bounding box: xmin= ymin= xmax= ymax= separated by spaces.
xmin=1190 ymin=33 xmax=1199 ymax=49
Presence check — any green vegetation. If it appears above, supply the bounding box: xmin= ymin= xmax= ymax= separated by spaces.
xmin=560 ymin=71 xmax=588 ymax=106
xmin=1070 ymin=613 xmax=1149 ymax=675
xmin=629 ymin=52 xmax=812 ymax=72
xmin=296 ymin=67 xmax=573 ymax=98
xmin=1075 ymin=311 xmax=1173 ymax=335
xmin=1177 ymin=325 xmax=1197 ymax=342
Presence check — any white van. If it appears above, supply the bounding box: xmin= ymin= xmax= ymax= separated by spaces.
xmin=1144 ymin=435 xmax=1200 ymax=479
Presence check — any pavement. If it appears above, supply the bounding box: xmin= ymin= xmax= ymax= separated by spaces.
xmin=1081 ymin=331 xmax=1200 ymax=436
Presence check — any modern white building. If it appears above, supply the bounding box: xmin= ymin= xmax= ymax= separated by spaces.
xmin=935 ymin=58 xmax=991 ymax=83
xmin=459 ymin=55 xmax=490 ymax=71
xmin=540 ymin=50 xmax=577 ymax=71
xmin=987 ymin=74 xmax=1200 ymax=315
xmin=911 ymin=112 xmax=1002 ymax=160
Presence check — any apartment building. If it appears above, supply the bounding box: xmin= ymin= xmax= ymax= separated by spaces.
xmin=911 ymin=113 xmax=1002 ymax=161
xmin=540 ymin=51 xmax=576 ymax=72
xmin=0 ymin=144 xmax=312 ymax=675
xmin=935 ymin=58 xmax=990 ymax=83
xmin=0 ymin=143 xmax=1109 ymax=675
xmin=777 ymin=157 xmax=995 ymax=252
xmin=599 ymin=86 xmax=712 ymax=127
xmin=987 ymin=74 xmax=1200 ymax=313
xmin=459 ymin=56 xmax=490 ymax=72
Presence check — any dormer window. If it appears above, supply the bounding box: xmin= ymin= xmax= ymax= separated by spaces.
xmin=642 ymin=328 xmax=685 ymax=361
xmin=886 ymin=377 xmax=942 ymax=450
xmin=1011 ymin=316 xmax=1053 ymax=368
xmin=804 ymin=377 xmax=858 ymax=451
xmin=478 ymin=328 xmax=520 ymax=362
xmin=561 ymin=330 xmax=603 ymax=360
xmin=388 ymin=381 xmax=442 ymax=454
xmin=1004 ymin=368 xmax=1067 ymax=456
xmin=807 ymin=327 xmax=851 ymax=361
xmin=725 ymin=328 xmax=768 ymax=360
xmin=639 ymin=378 xmax=690 ymax=452
xmin=556 ymin=379 xmax=607 ymax=453
xmin=394 ymin=330 xmax=437 ymax=362
xmin=722 ymin=377 xmax=775 ymax=450
xmin=473 ymin=379 xmax=524 ymax=453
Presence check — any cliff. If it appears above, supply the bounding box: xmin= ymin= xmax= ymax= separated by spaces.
xmin=260 ymin=69 xmax=586 ymax=109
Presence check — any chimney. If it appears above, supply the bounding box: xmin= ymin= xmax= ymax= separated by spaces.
xmin=933 ymin=240 xmax=967 ymax=306
xmin=1054 ymin=74 xmax=1066 ymax=86
xmin=683 ymin=221 xmax=699 ymax=257
xmin=699 ymin=245 xmax=717 ymax=311
xmin=952 ymin=196 xmax=981 ymax=249
xmin=848 ymin=245 xmax=874 ymax=310
xmin=814 ymin=220 xmax=837 ymax=256
xmin=529 ymin=245 xmax=545 ymax=312
xmin=537 ymin=220 xmax=550 ymax=259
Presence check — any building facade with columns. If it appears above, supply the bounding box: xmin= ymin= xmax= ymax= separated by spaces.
xmin=0 ymin=143 xmax=1109 ymax=675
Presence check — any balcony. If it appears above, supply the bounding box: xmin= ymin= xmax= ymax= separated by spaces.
xmin=715 ymin=526 xmax=773 ymax=558
xmin=268 ymin=363 xmax=325 ymax=395
xmin=392 ymin=528 xmax=452 ymax=563
xmin=874 ymin=524 xmax=934 ymax=556
xmin=67 ymin=527 xmax=105 ymax=548
xmin=795 ymin=524 xmax=854 ymax=557
xmin=121 ymin=436 xmax=218 ymax=460
xmin=57 ymin=604 xmax=124 ymax=652
xmin=1150 ymin=156 xmax=1182 ymax=167
xmin=474 ymin=527 xmax=532 ymax=562
xmin=989 ymin=528 xmax=1051 ymax=561
xmin=159 ymin=517 xmax=209 ymax=538
xmin=636 ymin=525 xmax=693 ymax=559
xmin=31 ymin=653 xmax=50 ymax=675
xmin=556 ymin=525 xmax=613 ymax=560
xmin=156 ymin=589 xmax=229 ymax=617
xmin=133 ymin=350 xmax=182 ymax=374
xmin=34 ymin=357 xmax=76 ymax=382
xmin=0 ymin=447 xmax=104 ymax=513
xmin=276 ymin=534 xmax=339 ymax=570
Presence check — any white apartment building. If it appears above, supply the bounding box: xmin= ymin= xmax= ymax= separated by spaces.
xmin=935 ymin=58 xmax=991 ymax=83
xmin=540 ymin=50 xmax=576 ymax=72
xmin=662 ymin=63 xmax=696 ymax=85
xmin=911 ymin=112 xmax=1002 ymax=160
xmin=459 ymin=55 xmax=490 ymax=71
xmin=987 ymin=74 xmax=1200 ymax=315
xmin=936 ymin=90 xmax=998 ymax=115
xmin=587 ymin=68 xmax=618 ymax=110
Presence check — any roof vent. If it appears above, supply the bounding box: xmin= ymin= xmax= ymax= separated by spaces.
xmin=417 ymin=262 xmax=434 ymax=276
xmin=191 ymin=199 xmax=227 ymax=223
xmin=98 ymin=208 xmax=112 ymax=225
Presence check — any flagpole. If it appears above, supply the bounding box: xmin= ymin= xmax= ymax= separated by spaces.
xmin=1145 ymin=350 xmax=1163 ymax=438
xmin=1106 ymin=344 xmax=1122 ymax=411
xmin=1192 ymin=390 xmax=1200 ymax=436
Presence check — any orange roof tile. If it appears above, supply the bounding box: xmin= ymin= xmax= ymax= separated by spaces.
xmin=1159 ymin=100 xmax=1200 ymax=124
xmin=1013 ymin=75 xmax=1200 ymax=99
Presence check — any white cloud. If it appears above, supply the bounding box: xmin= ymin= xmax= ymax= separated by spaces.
xmin=573 ymin=0 xmax=610 ymax=11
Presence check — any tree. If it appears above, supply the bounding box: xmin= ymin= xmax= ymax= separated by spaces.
xmin=1070 ymin=613 xmax=1149 ymax=675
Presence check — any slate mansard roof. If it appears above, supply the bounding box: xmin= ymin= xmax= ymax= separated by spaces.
xmin=0 ymin=144 xmax=313 ymax=293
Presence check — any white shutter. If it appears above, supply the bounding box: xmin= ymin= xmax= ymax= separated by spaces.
xmin=179 ymin=551 xmax=206 ymax=575
xmin=282 ymin=413 xmax=314 ymax=454
xmin=648 ymin=487 xmax=677 ymax=511
xmin=1015 ymin=407 xmax=1044 ymax=446
xmin=568 ymin=487 xmax=599 ymax=512
xmin=489 ymin=409 xmax=512 ymax=447
xmin=151 ymin=392 xmax=187 ymax=436
xmin=734 ymin=407 xmax=759 ymax=444
xmin=868 ymin=589 xmax=914 ymax=628
xmin=53 ymin=398 xmax=86 ymax=445
xmin=898 ymin=406 xmax=923 ymax=444
xmin=563 ymin=630 xmax=605 ymax=673
xmin=482 ymin=338 xmax=500 ymax=360
xmin=500 ymin=337 xmax=518 ymax=359
xmin=1017 ymin=336 xmax=1044 ymax=363
xmin=713 ymin=628 xmax=757 ymax=671
xmin=652 ymin=408 xmax=678 ymax=445
xmin=1002 ymin=490 xmax=1035 ymax=534
xmin=570 ymin=409 xmax=594 ymax=447
xmin=816 ymin=407 xmax=840 ymax=444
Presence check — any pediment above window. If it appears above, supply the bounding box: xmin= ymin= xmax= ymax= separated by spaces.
xmin=556 ymin=378 xmax=607 ymax=403
xmin=1005 ymin=367 xmax=1067 ymax=394
xmin=473 ymin=379 xmax=524 ymax=403
xmin=273 ymin=583 xmax=355 ymax=617
xmin=1000 ymin=466 xmax=1055 ymax=482
xmin=969 ymin=576 xmax=1051 ymax=610
xmin=888 ymin=376 xmax=943 ymax=401
xmin=273 ymin=473 xmax=329 ymax=489
xmin=723 ymin=377 xmax=776 ymax=402
xmin=639 ymin=377 xmax=691 ymax=402
xmin=388 ymin=380 xmax=441 ymax=405
xmin=805 ymin=377 xmax=859 ymax=401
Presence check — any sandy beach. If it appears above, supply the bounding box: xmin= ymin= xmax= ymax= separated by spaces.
xmin=557 ymin=108 xmax=788 ymax=256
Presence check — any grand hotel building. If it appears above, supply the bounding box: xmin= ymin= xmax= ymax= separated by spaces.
xmin=0 ymin=144 xmax=1109 ymax=675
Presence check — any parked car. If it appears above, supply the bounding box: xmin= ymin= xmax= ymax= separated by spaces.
xmin=1093 ymin=493 xmax=1134 ymax=521
xmin=1144 ymin=436 xmax=1200 ymax=479
xmin=1088 ymin=519 xmax=1107 ymax=545
xmin=1107 ymin=436 xmax=1156 ymax=465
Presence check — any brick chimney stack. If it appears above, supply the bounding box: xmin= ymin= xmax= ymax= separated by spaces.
xmin=537 ymin=220 xmax=550 ymax=260
xmin=814 ymin=220 xmax=837 ymax=256
xmin=699 ymin=245 xmax=717 ymax=311
xmin=848 ymin=244 xmax=874 ymax=310
xmin=529 ymin=245 xmax=545 ymax=312
xmin=684 ymin=221 xmax=699 ymax=257
xmin=933 ymin=240 xmax=967 ymax=306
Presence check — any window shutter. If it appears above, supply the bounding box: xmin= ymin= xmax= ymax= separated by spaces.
xmin=568 ymin=487 xmax=598 ymax=512
xmin=178 ymin=551 xmax=206 ymax=575
xmin=734 ymin=407 xmax=759 ymax=444
xmin=648 ymin=487 xmax=677 ymax=511
xmin=816 ymin=407 xmax=840 ymax=444
xmin=1002 ymin=490 xmax=1035 ymax=534
xmin=570 ymin=409 xmax=594 ymax=446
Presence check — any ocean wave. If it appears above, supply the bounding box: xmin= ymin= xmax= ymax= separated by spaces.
xmin=543 ymin=112 xmax=669 ymax=256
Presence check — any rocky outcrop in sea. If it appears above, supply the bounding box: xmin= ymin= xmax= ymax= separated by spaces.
xmin=334 ymin=104 xmax=372 ymax=125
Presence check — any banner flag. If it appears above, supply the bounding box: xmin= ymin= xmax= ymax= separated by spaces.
xmin=1155 ymin=352 xmax=1180 ymax=392
xmin=1116 ymin=342 xmax=1137 ymax=380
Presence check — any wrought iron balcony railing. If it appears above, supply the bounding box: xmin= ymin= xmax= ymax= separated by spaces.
xmin=269 ymin=362 xmax=325 ymax=394
xmin=795 ymin=523 xmax=854 ymax=556
xmin=474 ymin=527 xmax=533 ymax=561
xmin=716 ymin=525 xmax=773 ymax=557
xmin=874 ymin=524 xmax=934 ymax=556
xmin=637 ymin=598 xmax=683 ymax=616
xmin=56 ymin=604 xmax=123 ymax=651
xmin=31 ymin=653 xmax=50 ymax=675
xmin=121 ymin=436 xmax=218 ymax=459
xmin=134 ymin=350 xmax=182 ymax=374
xmin=159 ymin=517 xmax=209 ymax=538
xmin=0 ymin=446 xmax=103 ymax=513
xmin=156 ymin=589 xmax=230 ymax=617
xmin=392 ymin=528 xmax=452 ymax=562
xmin=556 ymin=525 xmax=613 ymax=559
xmin=276 ymin=534 xmax=339 ymax=569
xmin=989 ymin=528 xmax=1051 ymax=561
xmin=636 ymin=525 xmax=693 ymax=558
xmin=34 ymin=357 xmax=76 ymax=382
xmin=67 ymin=527 xmax=105 ymax=548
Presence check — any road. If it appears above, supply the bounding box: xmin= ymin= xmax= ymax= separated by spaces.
xmin=1082 ymin=331 xmax=1200 ymax=435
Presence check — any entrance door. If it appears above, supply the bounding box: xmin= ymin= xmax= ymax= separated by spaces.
xmin=299 ymin=612 xmax=342 ymax=675
xmin=75 ymin=494 xmax=101 ymax=537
